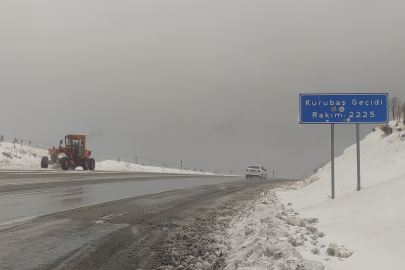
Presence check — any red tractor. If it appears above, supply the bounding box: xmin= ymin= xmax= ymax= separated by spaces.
xmin=41 ymin=135 xmax=95 ymax=170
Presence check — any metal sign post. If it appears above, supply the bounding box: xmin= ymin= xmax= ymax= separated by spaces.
xmin=300 ymin=93 xmax=388 ymax=198
xmin=331 ymin=124 xmax=335 ymax=199
xmin=356 ymin=124 xmax=361 ymax=191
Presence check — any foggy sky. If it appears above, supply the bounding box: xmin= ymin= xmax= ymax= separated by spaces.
xmin=1 ymin=1 xmax=405 ymax=178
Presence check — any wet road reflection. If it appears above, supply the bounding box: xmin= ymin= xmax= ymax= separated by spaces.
xmin=0 ymin=176 xmax=239 ymax=224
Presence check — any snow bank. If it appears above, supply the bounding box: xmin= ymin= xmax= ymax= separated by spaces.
xmin=277 ymin=121 xmax=405 ymax=269
xmin=222 ymin=189 xmax=326 ymax=270
xmin=96 ymin=160 xmax=213 ymax=175
xmin=0 ymin=141 xmax=214 ymax=175
xmin=159 ymin=184 xmax=326 ymax=270
xmin=0 ymin=141 xmax=48 ymax=170
xmin=282 ymin=121 xmax=405 ymax=208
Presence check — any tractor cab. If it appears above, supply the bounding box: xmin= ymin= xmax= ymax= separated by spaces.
xmin=65 ymin=135 xmax=85 ymax=156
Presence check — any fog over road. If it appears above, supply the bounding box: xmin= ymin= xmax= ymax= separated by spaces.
xmin=0 ymin=170 xmax=295 ymax=269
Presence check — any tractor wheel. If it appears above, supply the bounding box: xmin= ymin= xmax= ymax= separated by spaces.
xmin=89 ymin=158 xmax=95 ymax=170
xmin=82 ymin=158 xmax=89 ymax=170
xmin=41 ymin=156 xmax=49 ymax=169
xmin=61 ymin=157 xmax=70 ymax=170
xmin=50 ymin=154 xmax=57 ymax=163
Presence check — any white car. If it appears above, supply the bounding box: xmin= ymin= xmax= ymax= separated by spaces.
xmin=246 ymin=165 xmax=267 ymax=179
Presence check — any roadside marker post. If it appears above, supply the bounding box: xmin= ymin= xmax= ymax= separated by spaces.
xmin=180 ymin=160 xmax=184 ymax=172
xmin=299 ymin=93 xmax=389 ymax=199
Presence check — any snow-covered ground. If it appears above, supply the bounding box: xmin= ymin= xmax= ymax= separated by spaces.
xmin=159 ymin=184 xmax=327 ymax=270
xmin=96 ymin=160 xmax=213 ymax=175
xmin=169 ymin=120 xmax=404 ymax=270
xmin=221 ymin=188 xmax=327 ymax=270
xmin=0 ymin=141 xmax=48 ymax=170
xmin=0 ymin=141 xmax=213 ymax=175
xmin=276 ymin=120 xmax=405 ymax=269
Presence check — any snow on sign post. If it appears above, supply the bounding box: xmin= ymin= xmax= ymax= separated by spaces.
xmin=299 ymin=93 xmax=388 ymax=199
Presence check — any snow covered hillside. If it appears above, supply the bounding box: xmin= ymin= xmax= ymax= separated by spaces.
xmin=0 ymin=141 xmax=213 ymax=175
xmin=0 ymin=141 xmax=48 ymax=169
xmin=282 ymin=120 xmax=405 ymax=207
xmin=277 ymin=121 xmax=405 ymax=269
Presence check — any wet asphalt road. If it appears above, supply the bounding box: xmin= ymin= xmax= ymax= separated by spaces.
xmin=0 ymin=170 xmax=239 ymax=225
xmin=0 ymin=170 xmax=294 ymax=270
